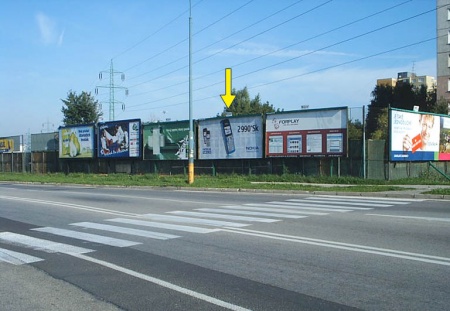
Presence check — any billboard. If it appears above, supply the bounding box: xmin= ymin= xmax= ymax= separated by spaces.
xmin=265 ymin=107 xmax=348 ymax=157
xmin=98 ymin=119 xmax=141 ymax=158
xmin=0 ymin=138 xmax=14 ymax=153
xmin=143 ymin=120 xmax=190 ymax=160
xmin=59 ymin=125 xmax=95 ymax=158
xmin=390 ymin=109 xmax=450 ymax=161
xmin=32 ymin=132 xmax=58 ymax=152
xmin=198 ymin=115 xmax=263 ymax=159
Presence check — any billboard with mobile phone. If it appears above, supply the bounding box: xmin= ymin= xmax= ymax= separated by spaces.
xmin=98 ymin=119 xmax=141 ymax=158
xmin=198 ymin=115 xmax=263 ymax=159
xmin=265 ymin=107 xmax=348 ymax=157
xmin=390 ymin=108 xmax=450 ymax=161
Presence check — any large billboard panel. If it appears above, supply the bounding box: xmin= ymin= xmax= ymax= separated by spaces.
xmin=0 ymin=138 xmax=15 ymax=153
xmin=198 ymin=115 xmax=263 ymax=159
xmin=390 ymin=109 xmax=450 ymax=161
xmin=143 ymin=120 xmax=190 ymax=160
xmin=59 ymin=125 xmax=95 ymax=158
xmin=32 ymin=132 xmax=58 ymax=152
xmin=265 ymin=107 xmax=348 ymax=157
xmin=98 ymin=119 xmax=141 ymax=158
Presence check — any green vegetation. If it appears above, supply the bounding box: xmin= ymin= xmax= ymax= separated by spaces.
xmin=1 ymin=172 xmax=450 ymax=194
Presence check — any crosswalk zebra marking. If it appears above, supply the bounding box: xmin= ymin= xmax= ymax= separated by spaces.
xmin=31 ymin=227 xmax=141 ymax=247
xmin=142 ymin=214 xmax=250 ymax=228
xmin=0 ymin=247 xmax=43 ymax=265
xmin=167 ymin=211 xmax=280 ymax=223
xmin=272 ymin=201 xmax=373 ymax=210
xmin=0 ymin=232 xmax=94 ymax=254
xmin=291 ymin=198 xmax=392 ymax=208
xmin=70 ymin=222 xmax=181 ymax=240
xmin=220 ymin=205 xmax=329 ymax=216
xmin=244 ymin=203 xmax=353 ymax=213
xmin=196 ymin=208 xmax=308 ymax=219
xmin=107 ymin=218 xmax=221 ymax=234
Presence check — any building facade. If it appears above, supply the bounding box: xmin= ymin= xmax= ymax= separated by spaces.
xmin=437 ymin=0 xmax=450 ymax=105
xmin=377 ymin=72 xmax=436 ymax=91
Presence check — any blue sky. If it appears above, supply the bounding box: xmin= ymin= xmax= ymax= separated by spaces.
xmin=0 ymin=0 xmax=437 ymax=137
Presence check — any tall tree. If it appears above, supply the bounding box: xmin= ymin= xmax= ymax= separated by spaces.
xmin=220 ymin=87 xmax=279 ymax=116
xmin=61 ymin=91 xmax=102 ymax=125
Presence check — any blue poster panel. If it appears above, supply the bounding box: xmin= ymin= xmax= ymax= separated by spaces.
xmin=98 ymin=119 xmax=141 ymax=158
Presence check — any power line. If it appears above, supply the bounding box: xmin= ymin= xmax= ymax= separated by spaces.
xmin=127 ymin=0 xmax=412 ymax=99
xmin=127 ymin=0 xmax=333 ymax=90
xmin=125 ymin=3 xmax=435 ymax=111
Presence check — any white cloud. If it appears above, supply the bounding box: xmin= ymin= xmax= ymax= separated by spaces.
xmin=35 ymin=12 xmax=64 ymax=46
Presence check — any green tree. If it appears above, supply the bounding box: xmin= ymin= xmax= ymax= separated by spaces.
xmin=220 ymin=87 xmax=279 ymax=116
xmin=61 ymin=91 xmax=102 ymax=125
xmin=432 ymin=97 xmax=449 ymax=115
xmin=347 ymin=119 xmax=363 ymax=140
xmin=366 ymin=83 xmax=437 ymax=139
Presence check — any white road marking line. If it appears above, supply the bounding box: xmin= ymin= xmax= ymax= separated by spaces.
xmin=318 ymin=195 xmax=422 ymax=202
xmin=70 ymin=253 xmax=251 ymax=311
xmin=367 ymin=214 xmax=450 ymax=222
xmin=302 ymin=196 xmax=412 ymax=205
xmin=31 ymin=227 xmax=141 ymax=247
xmin=291 ymin=198 xmax=392 ymax=207
xmin=269 ymin=201 xmax=371 ymax=211
xmin=0 ymin=247 xmax=43 ymax=265
xmin=222 ymin=205 xmax=328 ymax=216
xmin=70 ymin=222 xmax=180 ymax=240
xmin=196 ymin=208 xmax=307 ymax=219
xmin=222 ymin=227 xmax=450 ymax=267
xmin=167 ymin=211 xmax=279 ymax=223
xmin=244 ymin=203 xmax=352 ymax=213
xmin=107 ymin=218 xmax=221 ymax=234
xmin=0 ymin=232 xmax=93 ymax=254
xmin=142 ymin=214 xmax=249 ymax=228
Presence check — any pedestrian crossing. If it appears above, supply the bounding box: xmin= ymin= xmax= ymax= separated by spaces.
xmin=0 ymin=195 xmax=420 ymax=266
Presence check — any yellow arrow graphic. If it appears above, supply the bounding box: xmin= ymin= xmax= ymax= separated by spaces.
xmin=220 ymin=68 xmax=235 ymax=108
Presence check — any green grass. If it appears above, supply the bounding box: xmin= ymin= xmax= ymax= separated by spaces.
xmin=1 ymin=172 xmax=446 ymax=193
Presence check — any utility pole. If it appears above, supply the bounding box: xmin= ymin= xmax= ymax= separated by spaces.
xmin=96 ymin=59 xmax=128 ymax=121
xmin=188 ymin=0 xmax=195 ymax=184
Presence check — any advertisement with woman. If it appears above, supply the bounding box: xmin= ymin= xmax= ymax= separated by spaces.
xmin=390 ymin=109 xmax=449 ymax=161
xmin=98 ymin=119 xmax=141 ymax=158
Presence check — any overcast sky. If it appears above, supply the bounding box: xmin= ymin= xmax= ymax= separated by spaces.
xmin=0 ymin=0 xmax=437 ymax=137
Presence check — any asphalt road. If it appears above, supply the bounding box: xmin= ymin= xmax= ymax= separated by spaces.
xmin=0 ymin=183 xmax=449 ymax=311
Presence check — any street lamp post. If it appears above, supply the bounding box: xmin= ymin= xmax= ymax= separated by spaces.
xmin=188 ymin=0 xmax=194 ymax=184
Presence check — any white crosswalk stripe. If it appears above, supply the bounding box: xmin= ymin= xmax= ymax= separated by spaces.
xmin=107 ymin=218 xmax=222 ymax=234
xmin=0 ymin=232 xmax=94 ymax=254
xmin=290 ymin=198 xmax=392 ymax=208
xmin=0 ymin=247 xmax=43 ymax=265
xmin=244 ymin=202 xmax=353 ymax=213
xmin=220 ymin=205 xmax=328 ymax=216
xmin=70 ymin=222 xmax=181 ymax=240
xmin=167 ymin=211 xmax=280 ymax=223
xmin=142 ymin=213 xmax=250 ymax=228
xmin=31 ymin=227 xmax=141 ymax=247
xmin=195 ymin=208 xmax=308 ymax=219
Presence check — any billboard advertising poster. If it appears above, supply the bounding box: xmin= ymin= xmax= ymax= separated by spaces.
xmin=59 ymin=125 xmax=94 ymax=158
xmin=98 ymin=119 xmax=141 ymax=158
xmin=265 ymin=107 xmax=348 ymax=157
xmin=198 ymin=115 xmax=263 ymax=159
xmin=0 ymin=138 xmax=14 ymax=153
xmin=389 ymin=109 xmax=447 ymax=161
xmin=143 ymin=121 xmax=190 ymax=160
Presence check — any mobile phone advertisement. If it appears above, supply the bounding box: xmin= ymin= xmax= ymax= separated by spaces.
xmin=198 ymin=115 xmax=263 ymax=159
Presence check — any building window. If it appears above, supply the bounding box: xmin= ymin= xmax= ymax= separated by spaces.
xmin=448 ymin=8 xmax=450 ymax=20
xmin=448 ymin=79 xmax=450 ymax=92
xmin=448 ymin=54 xmax=450 ymax=67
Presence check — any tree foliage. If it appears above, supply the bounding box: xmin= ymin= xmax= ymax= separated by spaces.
xmin=347 ymin=119 xmax=363 ymax=140
xmin=220 ymin=87 xmax=279 ymax=116
xmin=366 ymin=83 xmax=437 ymax=139
xmin=61 ymin=91 xmax=102 ymax=125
